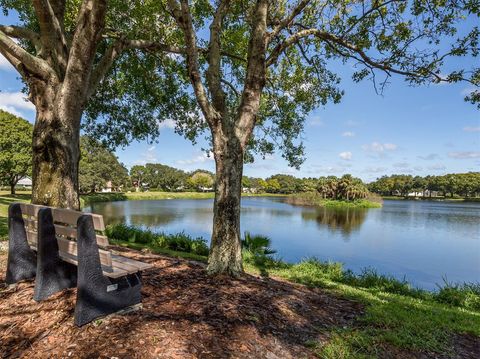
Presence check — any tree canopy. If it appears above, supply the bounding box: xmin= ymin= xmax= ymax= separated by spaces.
xmin=0 ymin=110 xmax=32 ymax=194
xmin=79 ymin=137 xmax=129 ymax=194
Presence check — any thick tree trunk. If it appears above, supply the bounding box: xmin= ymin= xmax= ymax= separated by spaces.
xmin=10 ymin=181 xmax=16 ymax=195
xmin=207 ymin=137 xmax=244 ymax=277
xmin=31 ymin=83 xmax=82 ymax=210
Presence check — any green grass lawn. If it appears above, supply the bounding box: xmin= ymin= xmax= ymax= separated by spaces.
xmin=0 ymin=191 xmax=30 ymax=240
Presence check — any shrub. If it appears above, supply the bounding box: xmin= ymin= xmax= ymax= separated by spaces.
xmin=436 ymin=280 xmax=480 ymax=311
xmin=106 ymin=223 xmax=209 ymax=256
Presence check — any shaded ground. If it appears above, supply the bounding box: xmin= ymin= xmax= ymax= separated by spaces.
xmin=0 ymin=248 xmax=478 ymax=358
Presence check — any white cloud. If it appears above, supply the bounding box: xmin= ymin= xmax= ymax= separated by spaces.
xmin=133 ymin=145 xmax=158 ymax=165
xmin=0 ymin=54 xmax=15 ymax=72
xmin=383 ymin=143 xmax=397 ymax=150
xmin=393 ymin=162 xmax=409 ymax=168
xmin=463 ymin=126 xmax=480 ymax=132
xmin=345 ymin=120 xmax=359 ymax=127
xmin=362 ymin=142 xmax=397 ymax=153
xmin=339 ymin=151 xmax=352 ymax=160
xmin=363 ymin=166 xmax=387 ymax=173
xmin=0 ymin=91 xmax=35 ymax=116
xmin=158 ymin=118 xmax=176 ymax=129
xmin=427 ymin=164 xmax=446 ymax=171
xmin=418 ymin=153 xmax=439 ymax=161
xmin=177 ymin=152 xmax=214 ymax=165
xmin=342 ymin=131 xmax=355 ymax=137
xmin=308 ymin=116 xmax=324 ymax=127
xmin=448 ymin=151 xmax=480 ymax=159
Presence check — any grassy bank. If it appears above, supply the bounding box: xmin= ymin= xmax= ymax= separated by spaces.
xmin=108 ymin=226 xmax=480 ymax=357
xmin=81 ymin=191 xmax=285 ymax=206
xmin=381 ymin=195 xmax=480 ymax=202
xmin=286 ymin=191 xmax=383 ymax=209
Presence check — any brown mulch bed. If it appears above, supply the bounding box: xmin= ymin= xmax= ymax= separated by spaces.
xmin=1 ymin=248 xmax=479 ymax=358
xmin=0 ymin=248 xmax=363 ymax=358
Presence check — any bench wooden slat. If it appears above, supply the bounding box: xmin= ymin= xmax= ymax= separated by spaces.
xmin=111 ymin=254 xmax=153 ymax=271
xmin=26 ymin=230 xmax=113 ymax=268
xmin=23 ymin=218 xmax=109 ymax=247
xmin=18 ymin=203 xmax=151 ymax=280
xmin=58 ymin=255 xmax=129 ymax=279
xmin=19 ymin=203 xmax=105 ymax=231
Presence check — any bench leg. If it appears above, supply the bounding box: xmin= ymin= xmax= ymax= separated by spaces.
xmin=33 ymin=208 xmax=77 ymax=301
xmin=74 ymin=215 xmax=142 ymax=327
xmin=6 ymin=203 xmax=36 ymax=284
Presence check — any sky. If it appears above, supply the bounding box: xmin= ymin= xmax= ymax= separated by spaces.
xmin=0 ymin=13 xmax=479 ymax=183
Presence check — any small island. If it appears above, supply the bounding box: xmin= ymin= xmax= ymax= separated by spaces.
xmin=286 ymin=174 xmax=383 ymax=209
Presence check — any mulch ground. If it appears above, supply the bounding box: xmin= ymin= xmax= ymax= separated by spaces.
xmin=0 ymin=248 xmax=478 ymax=359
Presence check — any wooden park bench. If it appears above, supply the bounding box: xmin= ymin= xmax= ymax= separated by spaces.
xmin=5 ymin=202 xmax=153 ymax=326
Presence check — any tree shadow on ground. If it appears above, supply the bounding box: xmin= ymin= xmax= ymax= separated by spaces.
xmin=1 ymin=251 xmax=478 ymax=358
xmin=0 ymin=252 xmax=363 ymax=358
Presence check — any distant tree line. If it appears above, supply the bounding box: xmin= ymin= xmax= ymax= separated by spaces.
xmin=242 ymin=174 xmax=369 ymax=200
xmin=368 ymin=173 xmax=480 ymax=198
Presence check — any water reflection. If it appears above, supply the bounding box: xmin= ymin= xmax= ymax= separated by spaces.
xmin=301 ymin=207 xmax=368 ymax=238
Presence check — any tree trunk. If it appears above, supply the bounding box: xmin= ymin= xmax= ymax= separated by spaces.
xmin=207 ymin=137 xmax=244 ymax=277
xmin=10 ymin=181 xmax=16 ymax=195
xmin=31 ymin=83 xmax=82 ymax=210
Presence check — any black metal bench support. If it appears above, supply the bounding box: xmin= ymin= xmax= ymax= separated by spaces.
xmin=74 ymin=215 xmax=142 ymax=326
xmin=33 ymin=208 xmax=77 ymax=301
xmin=6 ymin=203 xmax=36 ymax=284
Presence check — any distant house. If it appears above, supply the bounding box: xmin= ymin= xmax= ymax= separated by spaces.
xmin=101 ymin=181 xmax=113 ymax=193
xmin=16 ymin=177 xmax=32 ymax=189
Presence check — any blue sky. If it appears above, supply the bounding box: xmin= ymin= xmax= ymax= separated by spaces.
xmin=0 ymin=14 xmax=479 ymax=182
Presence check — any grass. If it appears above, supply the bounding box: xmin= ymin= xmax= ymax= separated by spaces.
xmin=286 ymin=192 xmax=383 ymax=209
xmin=0 ymin=191 xmax=30 ymax=241
xmin=244 ymin=257 xmax=480 ymax=357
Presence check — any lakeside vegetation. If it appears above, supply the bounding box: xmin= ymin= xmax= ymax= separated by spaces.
xmin=102 ymin=224 xmax=480 ymax=357
xmin=369 ymin=173 xmax=480 ymax=198
xmin=286 ymin=175 xmax=383 ymax=209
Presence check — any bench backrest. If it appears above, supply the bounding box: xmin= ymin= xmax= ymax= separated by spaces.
xmin=18 ymin=203 xmax=113 ymax=269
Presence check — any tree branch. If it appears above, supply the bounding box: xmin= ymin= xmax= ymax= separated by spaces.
xmin=235 ymin=0 xmax=269 ymax=145
xmin=0 ymin=25 xmax=41 ymax=48
xmin=266 ymin=28 xmax=423 ymax=79
xmin=167 ymin=0 xmax=217 ymax=128
xmin=32 ymin=0 xmax=69 ymax=73
xmin=0 ymin=30 xmax=55 ymax=79
xmin=206 ymin=0 xmax=230 ymax=115
xmin=267 ymin=0 xmax=311 ymax=42
xmin=61 ymin=0 xmax=107 ymax=116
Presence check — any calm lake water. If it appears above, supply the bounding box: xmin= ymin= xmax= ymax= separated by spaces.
xmin=85 ymin=197 xmax=480 ymax=290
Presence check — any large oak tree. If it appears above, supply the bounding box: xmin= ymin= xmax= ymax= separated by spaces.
xmin=165 ymin=0 xmax=479 ymax=276
xmin=0 ymin=0 xmax=192 ymax=209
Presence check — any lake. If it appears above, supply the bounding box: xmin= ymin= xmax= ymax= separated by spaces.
xmin=85 ymin=197 xmax=480 ymax=290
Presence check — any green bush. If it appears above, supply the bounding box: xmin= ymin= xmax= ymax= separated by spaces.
xmin=436 ymin=281 xmax=480 ymax=311
xmin=106 ymin=223 xmax=209 ymax=256
xmin=341 ymin=268 xmax=423 ymax=298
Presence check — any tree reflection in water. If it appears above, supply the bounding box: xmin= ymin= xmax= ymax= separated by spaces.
xmin=301 ymin=207 xmax=368 ymax=238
